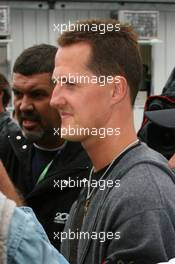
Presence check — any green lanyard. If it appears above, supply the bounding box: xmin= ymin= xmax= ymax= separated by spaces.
xmin=36 ymin=160 xmax=53 ymax=185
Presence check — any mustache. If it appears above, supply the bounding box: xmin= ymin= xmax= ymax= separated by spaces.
xmin=19 ymin=111 xmax=40 ymax=122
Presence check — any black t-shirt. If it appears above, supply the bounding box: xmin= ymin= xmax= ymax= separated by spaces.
xmin=69 ymin=141 xmax=141 ymax=264
xmin=31 ymin=142 xmax=67 ymax=187
xmin=31 ymin=147 xmax=58 ymax=186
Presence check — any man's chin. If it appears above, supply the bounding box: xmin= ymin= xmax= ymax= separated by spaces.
xmin=22 ymin=128 xmax=44 ymax=143
xmin=60 ymin=132 xmax=86 ymax=142
xmin=59 ymin=124 xmax=90 ymax=142
xmin=61 ymin=135 xmax=80 ymax=142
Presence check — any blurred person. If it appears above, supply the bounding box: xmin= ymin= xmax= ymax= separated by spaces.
xmin=144 ymin=108 xmax=175 ymax=169
xmin=0 ymin=72 xmax=11 ymax=131
xmin=138 ymin=67 xmax=175 ymax=160
xmin=0 ymin=44 xmax=90 ymax=250
xmin=0 ymin=72 xmax=11 ymax=112
xmin=0 ymin=160 xmax=69 ymax=264
xmin=51 ymin=19 xmax=175 ymax=264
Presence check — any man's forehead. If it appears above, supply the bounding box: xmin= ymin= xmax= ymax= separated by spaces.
xmin=54 ymin=43 xmax=92 ymax=78
xmin=12 ymin=72 xmax=51 ymax=88
xmin=55 ymin=42 xmax=92 ymax=65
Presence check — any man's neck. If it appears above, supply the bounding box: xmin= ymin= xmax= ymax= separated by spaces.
xmin=34 ymin=136 xmax=65 ymax=150
xmin=82 ymin=127 xmax=137 ymax=171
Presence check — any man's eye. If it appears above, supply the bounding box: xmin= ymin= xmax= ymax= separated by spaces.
xmin=67 ymin=82 xmax=76 ymax=86
xmin=13 ymin=90 xmax=22 ymax=98
xmin=64 ymin=81 xmax=77 ymax=88
xmin=31 ymin=92 xmax=46 ymax=98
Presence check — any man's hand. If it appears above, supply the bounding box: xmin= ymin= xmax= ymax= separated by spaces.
xmin=168 ymin=154 xmax=175 ymax=169
xmin=0 ymin=160 xmax=23 ymax=205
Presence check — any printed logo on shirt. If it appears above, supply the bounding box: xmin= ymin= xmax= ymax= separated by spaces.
xmin=54 ymin=212 xmax=69 ymax=224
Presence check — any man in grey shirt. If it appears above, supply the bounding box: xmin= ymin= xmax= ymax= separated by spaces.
xmin=50 ymin=19 xmax=175 ymax=264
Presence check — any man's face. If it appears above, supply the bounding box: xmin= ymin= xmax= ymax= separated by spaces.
xmin=12 ymin=72 xmax=60 ymax=142
xmin=50 ymin=42 xmax=113 ymax=142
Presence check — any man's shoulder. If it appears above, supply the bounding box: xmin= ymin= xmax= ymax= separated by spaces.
xmin=112 ymin=142 xmax=172 ymax=181
xmin=0 ymin=122 xmax=32 ymax=154
xmin=0 ymin=111 xmax=11 ymax=131
xmin=111 ymin=142 xmax=175 ymax=193
xmin=124 ymin=142 xmax=167 ymax=165
xmin=0 ymin=112 xmax=21 ymax=137
xmin=106 ymin=143 xmax=175 ymax=219
xmin=0 ymin=118 xmax=32 ymax=179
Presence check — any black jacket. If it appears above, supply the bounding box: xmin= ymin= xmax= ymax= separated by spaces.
xmin=0 ymin=111 xmax=91 ymax=250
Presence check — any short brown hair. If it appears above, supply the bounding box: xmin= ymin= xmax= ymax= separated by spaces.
xmin=58 ymin=19 xmax=142 ymax=105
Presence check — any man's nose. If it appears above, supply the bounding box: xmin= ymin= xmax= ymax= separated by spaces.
xmin=19 ymin=96 xmax=34 ymax=112
xmin=50 ymin=84 xmax=66 ymax=109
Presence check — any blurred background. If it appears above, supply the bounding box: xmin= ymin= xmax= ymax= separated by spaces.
xmin=0 ymin=0 xmax=175 ymax=130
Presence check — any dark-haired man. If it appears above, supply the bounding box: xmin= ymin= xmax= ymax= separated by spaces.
xmin=51 ymin=19 xmax=175 ymax=263
xmin=0 ymin=44 xmax=90 ymax=250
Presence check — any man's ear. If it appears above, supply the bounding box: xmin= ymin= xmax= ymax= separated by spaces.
xmin=111 ymin=76 xmax=128 ymax=104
